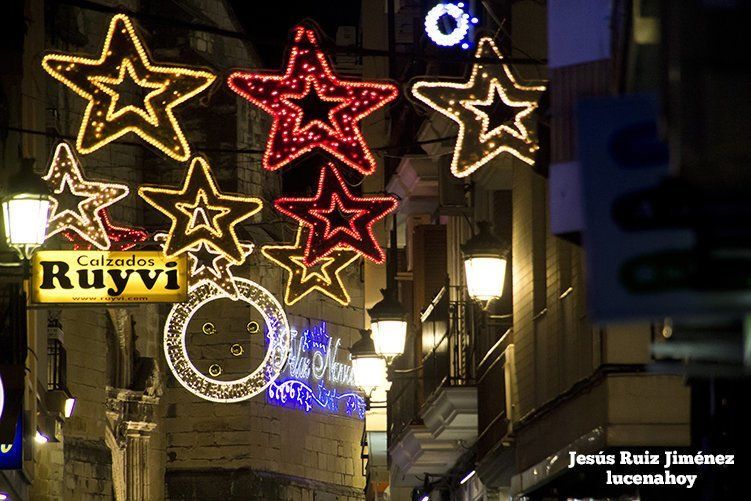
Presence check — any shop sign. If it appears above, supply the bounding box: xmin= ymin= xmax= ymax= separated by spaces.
xmin=31 ymin=251 xmax=187 ymax=304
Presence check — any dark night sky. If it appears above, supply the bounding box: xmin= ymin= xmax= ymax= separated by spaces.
xmin=228 ymin=1 xmax=362 ymax=67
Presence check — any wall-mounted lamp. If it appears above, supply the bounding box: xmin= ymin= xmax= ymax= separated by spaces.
xmin=368 ymin=288 xmax=408 ymax=363
xmin=349 ymin=329 xmax=388 ymax=395
xmin=1 ymin=159 xmax=52 ymax=261
xmin=461 ymin=222 xmax=508 ymax=307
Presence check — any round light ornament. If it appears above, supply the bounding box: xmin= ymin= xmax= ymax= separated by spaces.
xmin=425 ymin=2 xmax=476 ymax=48
xmin=164 ymin=277 xmax=291 ymax=403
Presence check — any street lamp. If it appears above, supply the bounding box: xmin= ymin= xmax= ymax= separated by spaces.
xmin=461 ymin=222 xmax=508 ymax=306
xmin=349 ymin=329 xmax=388 ymax=394
xmin=368 ymin=288 xmax=408 ymax=362
xmin=2 ymin=159 xmax=52 ymax=260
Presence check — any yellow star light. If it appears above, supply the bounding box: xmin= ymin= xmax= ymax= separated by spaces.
xmin=139 ymin=156 xmax=262 ymax=264
xmin=89 ymin=59 xmax=166 ymax=125
xmin=261 ymin=226 xmax=359 ymax=306
xmin=41 ymin=14 xmax=216 ymax=161
xmin=177 ymin=190 xmax=231 ymax=236
xmin=43 ymin=142 xmax=129 ymax=249
xmin=154 ymin=233 xmax=254 ymax=299
xmin=410 ymin=36 xmax=546 ymax=178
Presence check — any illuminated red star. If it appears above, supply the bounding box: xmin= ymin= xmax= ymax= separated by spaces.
xmin=227 ymin=24 xmax=398 ymax=175
xmin=63 ymin=209 xmax=149 ymax=251
xmin=309 ymin=194 xmax=365 ymax=239
xmin=274 ymin=163 xmax=398 ymax=265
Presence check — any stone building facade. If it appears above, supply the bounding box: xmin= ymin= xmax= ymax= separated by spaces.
xmin=371 ymin=1 xmax=693 ymax=500
xmin=1 ymin=0 xmax=369 ymax=499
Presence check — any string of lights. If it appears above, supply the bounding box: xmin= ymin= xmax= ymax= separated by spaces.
xmin=410 ymin=36 xmax=546 ymax=178
xmin=42 ymin=141 xmax=130 ymax=249
xmin=0 ymin=125 xmax=458 ymax=157
xmin=163 ymin=277 xmax=291 ymax=403
xmin=48 ymin=0 xmax=545 ymax=66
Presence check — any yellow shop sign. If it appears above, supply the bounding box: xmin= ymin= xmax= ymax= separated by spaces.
xmin=31 ymin=251 xmax=187 ymax=304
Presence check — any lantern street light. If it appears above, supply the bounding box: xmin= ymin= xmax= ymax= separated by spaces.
xmin=2 ymin=159 xmax=52 ymax=261
xmin=349 ymin=329 xmax=388 ymax=395
xmin=461 ymin=222 xmax=508 ymax=307
xmin=368 ymin=288 xmax=408 ymax=363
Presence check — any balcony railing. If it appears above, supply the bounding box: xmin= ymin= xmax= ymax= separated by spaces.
xmin=389 ymin=284 xmax=495 ymax=443
xmin=422 ymin=286 xmax=475 ymax=395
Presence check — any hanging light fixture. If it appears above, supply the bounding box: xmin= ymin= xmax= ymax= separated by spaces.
xmin=349 ymin=329 xmax=388 ymax=394
xmin=461 ymin=222 xmax=508 ymax=306
xmin=2 ymin=159 xmax=52 ymax=260
xmin=368 ymin=288 xmax=408 ymax=362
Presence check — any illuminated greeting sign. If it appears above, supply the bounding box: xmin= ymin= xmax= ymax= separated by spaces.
xmin=30 ymin=251 xmax=187 ymax=304
xmin=266 ymin=322 xmax=365 ymax=419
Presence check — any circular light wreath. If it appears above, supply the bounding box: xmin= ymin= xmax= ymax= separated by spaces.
xmin=164 ymin=277 xmax=291 ymax=403
xmin=425 ymin=3 xmax=472 ymax=48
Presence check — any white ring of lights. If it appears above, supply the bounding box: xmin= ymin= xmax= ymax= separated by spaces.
xmin=164 ymin=277 xmax=291 ymax=403
xmin=425 ymin=3 xmax=470 ymax=47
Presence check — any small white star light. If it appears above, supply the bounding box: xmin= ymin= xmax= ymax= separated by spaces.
xmin=42 ymin=142 xmax=129 ymax=249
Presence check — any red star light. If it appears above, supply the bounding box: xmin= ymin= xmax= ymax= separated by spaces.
xmin=274 ymin=163 xmax=398 ymax=265
xmin=227 ymin=24 xmax=398 ymax=175
xmin=63 ymin=209 xmax=149 ymax=251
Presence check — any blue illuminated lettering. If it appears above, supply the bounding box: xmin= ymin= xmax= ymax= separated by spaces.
xmin=266 ymin=322 xmax=366 ymax=419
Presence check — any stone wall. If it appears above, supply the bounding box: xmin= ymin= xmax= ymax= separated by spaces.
xmin=25 ymin=0 xmax=368 ymax=499
xmin=163 ymin=274 xmax=367 ymax=499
